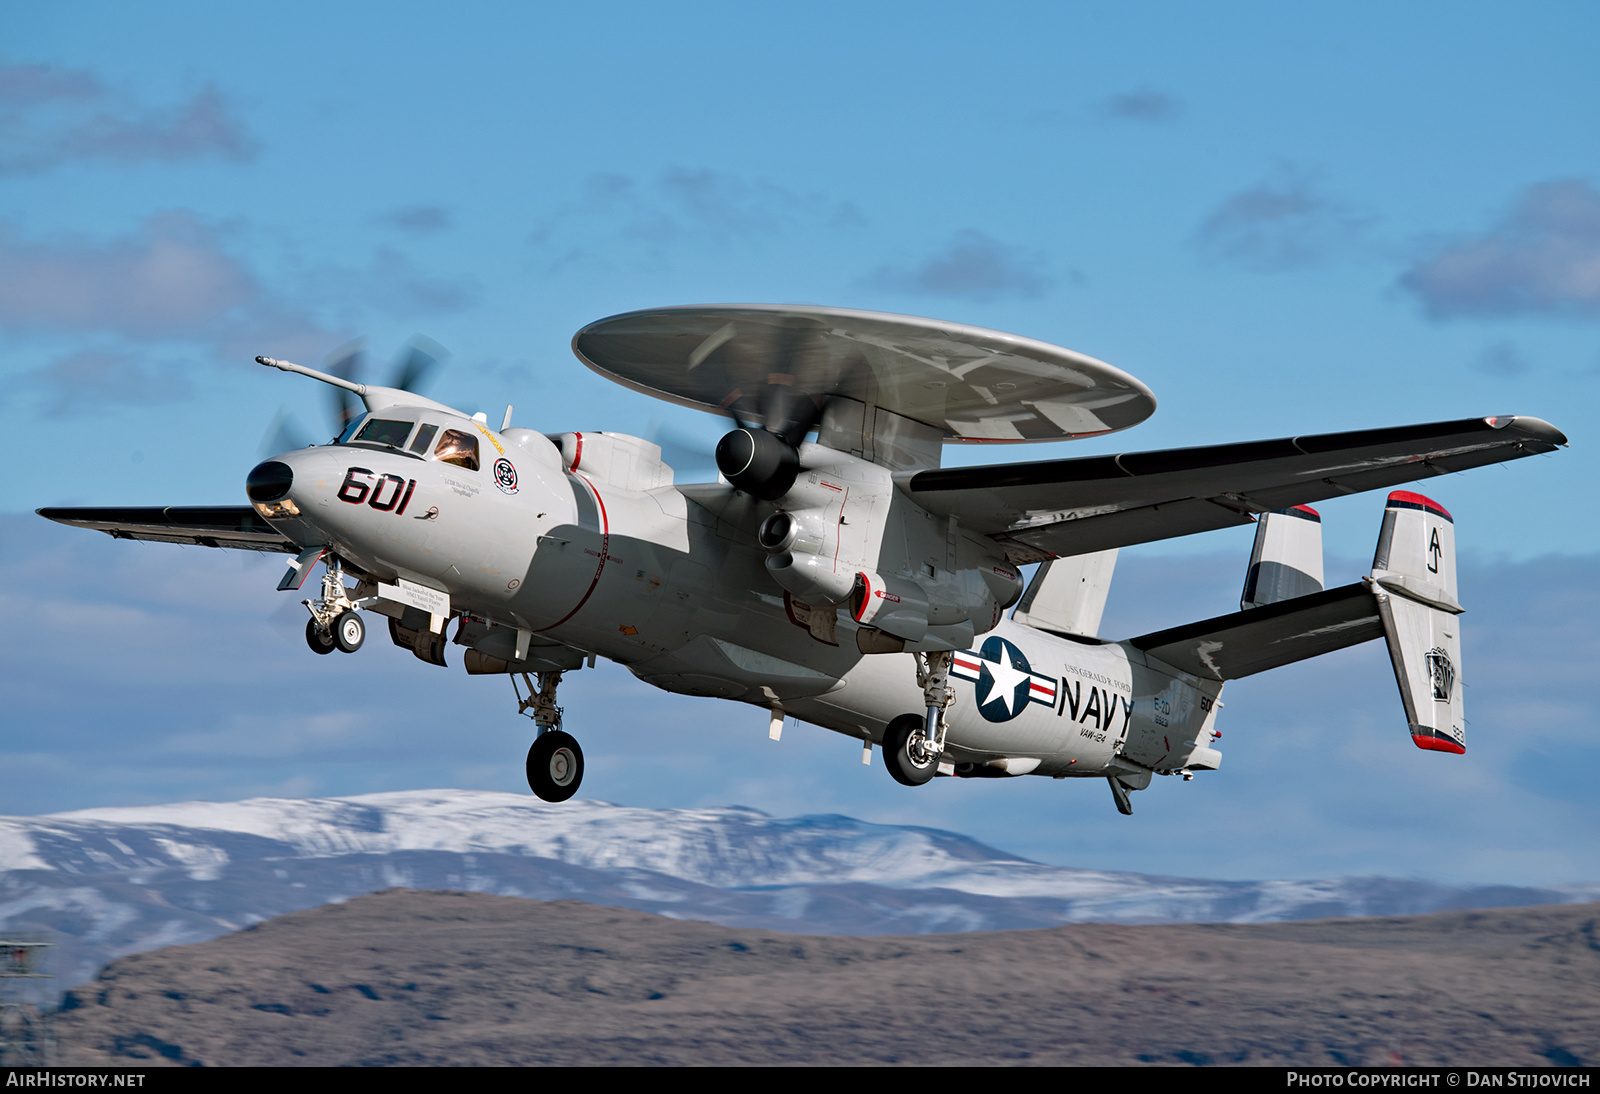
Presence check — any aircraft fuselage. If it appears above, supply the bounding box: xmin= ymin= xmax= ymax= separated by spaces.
xmin=259 ymin=422 xmax=1223 ymax=785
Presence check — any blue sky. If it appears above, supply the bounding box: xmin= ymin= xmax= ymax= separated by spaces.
xmin=3 ymin=3 xmax=1598 ymax=884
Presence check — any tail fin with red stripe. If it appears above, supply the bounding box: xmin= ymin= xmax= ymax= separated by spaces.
xmin=1370 ymin=491 xmax=1465 ymax=753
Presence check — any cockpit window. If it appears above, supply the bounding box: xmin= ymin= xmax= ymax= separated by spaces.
xmin=336 ymin=416 xmax=366 ymax=444
xmin=408 ymin=422 xmax=440 ymax=455
xmin=354 ymin=418 xmax=415 ymax=449
xmin=434 ymin=429 xmax=479 ymax=470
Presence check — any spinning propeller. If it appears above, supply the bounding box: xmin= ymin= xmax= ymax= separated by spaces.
xmin=706 ymin=317 xmax=832 ymax=500
xmin=260 ymin=336 xmax=448 ymax=455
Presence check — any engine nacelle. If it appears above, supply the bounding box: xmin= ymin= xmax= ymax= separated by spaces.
xmin=848 ymin=564 xmax=1019 ymax=651
xmin=851 ymin=571 xmax=934 ymax=641
xmin=764 ymin=551 xmax=859 ymax=608
xmin=753 ymin=441 xmax=1024 ymax=650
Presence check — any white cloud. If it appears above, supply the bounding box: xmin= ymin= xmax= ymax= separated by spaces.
xmin=1193 ymin=167 xmax=1368 ymax=273
xmin=1475 ymin=341 xmax=1531 ymax=377
xmin=1099 ymin=88 xmax=1180 ymax=122
xmin=0 ymin=213 xmax=256 ymax=338
xmin=866 ymin=230 xmax=1056 ymax=301
xmin=0 ymin=213 xmax=342 ymax=410
xmin=1400 ymin=180 xmax=1600 ymax=319
xmin=12 ymin=350 xmax=192 ymax=415
xmin=0 ymin=62 xmax=256 ymax=175
xmin=528 ymin=168 xmax=865 ymax=265
xmin=383 ymin=206 xmax=453 ymax=234
xmin=303 ymin=246 xmax=479 ymax=317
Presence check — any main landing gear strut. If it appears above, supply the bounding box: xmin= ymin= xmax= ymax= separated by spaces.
xmin=883 ymin=651 xmax=955 ymax=786
xmin=514 ymin=671 xmax=584 ymax=802
xmin=302 ymin=556 xmax=365 ymax=655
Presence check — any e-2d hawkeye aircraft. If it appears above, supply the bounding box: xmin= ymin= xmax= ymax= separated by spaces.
xmin=39 ymin=305 xmax=1567 ymax=813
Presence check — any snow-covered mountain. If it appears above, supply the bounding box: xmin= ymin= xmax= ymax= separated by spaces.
xmin=3 ymin=789 xmax=1596 ymax=991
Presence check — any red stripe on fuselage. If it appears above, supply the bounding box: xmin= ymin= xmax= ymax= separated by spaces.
xmin=537 ymin=472 xmax=610 ymax=632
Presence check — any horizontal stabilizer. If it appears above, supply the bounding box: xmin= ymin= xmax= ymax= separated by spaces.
xmin=1130 ymin=582 xmax=1382 ymax=682
xmin=36 ymin=506 xmax=296 ymax=553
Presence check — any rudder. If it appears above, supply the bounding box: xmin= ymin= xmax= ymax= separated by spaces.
xmin=1370 ymin=491 xmax=1465 ymax=753
xmin=1013 ymin=549 xmax=1118 ymax=638
xmin=1241 ymin=506 xmax=1324 ymax=610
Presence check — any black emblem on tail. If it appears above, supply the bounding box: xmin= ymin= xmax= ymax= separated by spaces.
xmin=1425 ymin=646 xmax=1455 ymax=701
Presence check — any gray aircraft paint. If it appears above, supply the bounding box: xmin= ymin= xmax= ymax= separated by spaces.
xmin=265 ymin=412 xmax=1220 ymax=784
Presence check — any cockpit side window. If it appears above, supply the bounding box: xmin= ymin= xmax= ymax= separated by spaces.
xmin=409 ymin=422 xmax=440 ymax=455
xmin=336 ymin=416 xmax=366 ymax=444
xmin=354 ymin=418 xmax=415 ymax=449
xmin=434 ymin=429 xmax=479 ymax=470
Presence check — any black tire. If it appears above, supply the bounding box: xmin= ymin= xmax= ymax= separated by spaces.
xmin=882 ymin=714 xmax=938 ymax=786
xmin=305 ymin=617 xmax=336 ymax=655
xmin=526 ymin=731 xmax=584 ymax=802
xmin=334 ymin=610 xmax=365 ymax=653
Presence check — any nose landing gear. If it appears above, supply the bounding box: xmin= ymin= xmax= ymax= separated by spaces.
xmin=302 ymin=556 xmax=366 ymax=655
xmin=305 ymin=617 xmax=336 ymax=655
xmin=513 ymin=671 xmax=584 ymax=802
xmin=333 ymin=610 xmax=365 ymax=652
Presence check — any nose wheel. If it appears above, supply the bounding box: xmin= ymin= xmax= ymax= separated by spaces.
xmin=305 ymin=618 xmax=336 ymax=655
xmin=526 ymin=731 xmax=584 ymax=802
xmin=300 ymin=556 xmax=366 ymax=656
xmin=333 ymin=610 xmax=365 ymax=652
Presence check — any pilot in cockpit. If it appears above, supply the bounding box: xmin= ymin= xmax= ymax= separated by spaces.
xmin=433 ymin=428 xmax=480 ymax=471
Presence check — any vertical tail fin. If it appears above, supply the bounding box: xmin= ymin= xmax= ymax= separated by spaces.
xmin=1241 ymin=506 xmax=1324 ymax=610
xmin=1370 ymin=492 xmax=1465 ymax=753
xmin=1013 ymin=549 xmax=1118 ymax=638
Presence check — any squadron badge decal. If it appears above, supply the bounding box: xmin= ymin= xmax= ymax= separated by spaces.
xmin=493 ymin=457 xmax=519 ymax=495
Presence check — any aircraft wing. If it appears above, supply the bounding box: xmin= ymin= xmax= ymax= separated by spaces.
xmin=898 ymin=415 xmax=1565 ymax=564
xmin=36 ymin=506 xmax=297 ymax=553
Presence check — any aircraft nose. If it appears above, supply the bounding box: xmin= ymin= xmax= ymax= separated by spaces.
xmin=247 ymin=460 xmax=294 ymax=502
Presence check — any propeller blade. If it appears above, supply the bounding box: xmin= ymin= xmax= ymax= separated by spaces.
xmin=259 ymin=409 xmax=314 ymax=458
xmin=682 ymin=314 xmax=842 ymax=498
xmin=646 ymin=419 xmax=721 ymax=481
xmin=390 ymin=335 xmax=448 ymax=393
xmin=325 ymin=342 xmax=366 ymax=436
xmin=760 ymin=318 xmax=828 ymax=446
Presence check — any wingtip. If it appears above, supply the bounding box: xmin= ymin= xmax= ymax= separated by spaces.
xmin=1486 ymin=415 xmax=1567 ymax=447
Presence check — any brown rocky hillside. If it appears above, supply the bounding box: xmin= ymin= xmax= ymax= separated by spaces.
xmin=54 ymin=891 xmax=1600 ymax=1067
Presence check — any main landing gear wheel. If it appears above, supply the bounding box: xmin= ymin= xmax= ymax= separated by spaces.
xmin=526 ymin=731 xmax=584 ymax=802
xmin=305 ymin=618 xmax=336 ymax=655
xmin=333 ymin=610 xmax=365 ymax=653
xmin=882 ymin=713 xmax=938 ymax=787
